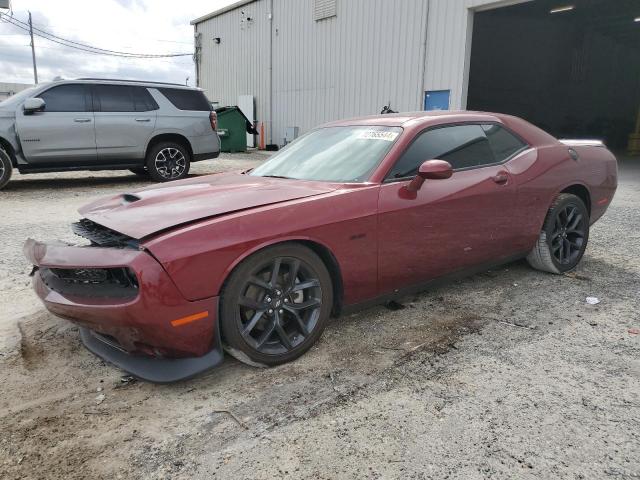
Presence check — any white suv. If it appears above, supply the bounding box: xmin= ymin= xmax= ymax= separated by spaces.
xmin=0 ymin=78 xmax=220 ymax=189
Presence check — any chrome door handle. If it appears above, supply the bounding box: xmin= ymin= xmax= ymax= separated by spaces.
xmin=74 ymin=118 xmax=91 ymax=123
xmin=135 ymin=118 xmax=151 ymax=122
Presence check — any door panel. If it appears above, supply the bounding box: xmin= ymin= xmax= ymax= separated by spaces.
xmin=16 ymin=84 xmax=96 ymax=165
xmin=377 ymin=166 xmax=518 ymax=294
xmin=377 ymin=123 xmax=524 ymax=295
xmin=92 ymin=85 xmax=157 ymax=162
xmin=94 ymin=112 xmax=156 ymax=161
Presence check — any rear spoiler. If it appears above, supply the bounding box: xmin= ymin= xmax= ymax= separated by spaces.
xmin=559 ymin=139 xmax=605 ymax=148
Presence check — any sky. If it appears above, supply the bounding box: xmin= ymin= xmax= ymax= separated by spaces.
xmin=0 ymin=0 xmax=236 ymax=86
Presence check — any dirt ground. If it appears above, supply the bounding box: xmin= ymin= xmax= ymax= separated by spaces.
xmin=0 ymin=152 xmax=638 ymax=480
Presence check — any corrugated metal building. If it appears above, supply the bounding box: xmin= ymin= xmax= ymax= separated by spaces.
xmin=192 ymin=0 xmax=640 ymax=150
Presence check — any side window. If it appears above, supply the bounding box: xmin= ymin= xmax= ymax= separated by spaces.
xmin=132 ymin=87 xmax=159 ymax=112
xmin=93 ymin=85 xmax=136 ymax=112
xmin=482 ymin=124 xmax=527 ymax=162
xmin=39 ymin=84 xmax=88 ymax=112
xmin=387 ymin=124 xmax=495 ymax=179
xmin=158 ymin=88 xmax=211 ymax=111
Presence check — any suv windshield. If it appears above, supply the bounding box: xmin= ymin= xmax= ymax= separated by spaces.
xmin=251 ymin=126 xmax=402 ymax=182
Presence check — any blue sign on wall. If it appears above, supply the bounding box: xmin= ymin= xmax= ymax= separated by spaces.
xmin=424 ymin=90 xmax=451 ymax=111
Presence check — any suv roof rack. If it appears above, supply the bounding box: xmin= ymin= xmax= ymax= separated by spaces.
xmin=75 ymin=78 xmax=186 ymax=87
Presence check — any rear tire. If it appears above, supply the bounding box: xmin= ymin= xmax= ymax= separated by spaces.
xmin=526 ymin=193 xmax=589 ymax=274
xmin=0 ymin=149 xmax=12 ymax=190
xmin=145 ymin=142 xmax=190 ymax=182
xmin=220 ymin=244 xmax=333 ymax=367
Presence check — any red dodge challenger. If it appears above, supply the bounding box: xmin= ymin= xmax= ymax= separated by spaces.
xmin=24 ymin=111 xmax=617 ymax=382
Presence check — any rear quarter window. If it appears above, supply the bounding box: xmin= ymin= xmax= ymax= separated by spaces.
xmin=482 ymin=124 xmax=528 ymax=162
xmin=158 ymin=88 xmax=210 ymax=111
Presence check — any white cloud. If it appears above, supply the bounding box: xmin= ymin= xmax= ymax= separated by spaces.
xmin=0 ymin=0 xmax=235 ymax=85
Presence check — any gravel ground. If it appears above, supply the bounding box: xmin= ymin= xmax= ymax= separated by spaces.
xmin=0 ymin=153 xmax=638 ymax=480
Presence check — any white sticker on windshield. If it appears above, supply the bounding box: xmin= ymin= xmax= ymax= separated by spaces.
xmin=357 ymin=130 xmax=399 ymax=142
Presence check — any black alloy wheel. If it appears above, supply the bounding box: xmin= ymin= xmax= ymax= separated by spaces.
xmin=526 ymin=193 xmax=590 ymax=274
xmin=550 ymin=203 xmax=587 ymax=266
xmin=221 ymin=244 xmax=333 ymax=366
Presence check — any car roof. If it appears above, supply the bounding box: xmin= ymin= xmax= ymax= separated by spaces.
xmin=323 ymin=110 xmax=506 ymax=128
xmin=35 ymin=79 xmax=202 ymax=91
xmin=322 ymin=110 xmax=559 ymax=148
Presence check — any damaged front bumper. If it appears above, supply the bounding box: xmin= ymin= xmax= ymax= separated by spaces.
xmin=23 ymin=238 xmax=224 ymax=383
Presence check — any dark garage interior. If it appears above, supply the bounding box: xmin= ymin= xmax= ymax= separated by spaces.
xmin=467 ymin=0 xmax=640 ymax=151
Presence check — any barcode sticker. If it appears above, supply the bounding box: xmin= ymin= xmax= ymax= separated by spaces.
xmin=357 ymin=130 xmax=399 ymax=142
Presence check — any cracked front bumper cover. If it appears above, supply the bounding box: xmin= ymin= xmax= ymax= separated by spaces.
xmin=24 ymin=238 xmax=225 ymax=382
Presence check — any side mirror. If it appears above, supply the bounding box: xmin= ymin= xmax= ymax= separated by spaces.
xmin=407 ymin=160 xmax=453 ymax=192
xmin=23 ymin=98 xmax=45 ymax=114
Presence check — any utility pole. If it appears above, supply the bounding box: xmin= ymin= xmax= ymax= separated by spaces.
xmin=28 ymin=11 xmax=38 ymax=84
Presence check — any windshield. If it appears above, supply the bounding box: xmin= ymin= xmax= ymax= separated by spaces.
xmin=251 ymin=126 xmax=402 ymax=182
xmin=0 ymin=86 xmax=39 ymax=108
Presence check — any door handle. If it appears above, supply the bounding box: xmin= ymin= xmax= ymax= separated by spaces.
xmin=135 ymin=118 xmax=151 ymax=122
xmin=74 ymin=118 xmax=91 ymax=123
xmin=492 ymin=172 xmax=509 ymax=185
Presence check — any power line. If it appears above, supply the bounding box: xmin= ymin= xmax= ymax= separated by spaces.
xmin=27 ymin=17 xmax=194 ymax=45
xmin=0 ymin=12 xmax=193 ymax=58
xmin=0 ymin=44 xmax=195 ymax=67
xmin=0 ymin=13 xmax=192 ymax=57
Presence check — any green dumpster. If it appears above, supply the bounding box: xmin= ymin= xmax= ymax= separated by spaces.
xmin=215 ymin=106 xmax=255 ymax=153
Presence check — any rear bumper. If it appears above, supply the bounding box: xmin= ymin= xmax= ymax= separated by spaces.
xmin=24 ymin=239 xmax=224 ymax=382
xmin=189 ymin=132 xmax=220 ymax=161
xmin=193 ymin=151 xmax=220 ymax=162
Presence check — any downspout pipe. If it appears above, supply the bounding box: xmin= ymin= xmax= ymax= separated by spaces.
xmin=269 ymin=0 xmax=274 ymax=145
xmin=418 ymin=0 xmax=430 ymax=110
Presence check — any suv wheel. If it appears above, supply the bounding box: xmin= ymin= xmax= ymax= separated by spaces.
xmin=145 ymin=142 xmax=190 ymax=182
xmin=0 ymin=149 xmax=13 ymax=190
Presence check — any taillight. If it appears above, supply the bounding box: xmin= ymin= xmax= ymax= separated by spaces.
xmin=209 ymin=111 xmax=218 ymax=131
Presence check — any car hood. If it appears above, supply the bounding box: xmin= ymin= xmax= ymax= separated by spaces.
xmin=79 ymin=172 xmax=338 ymax=239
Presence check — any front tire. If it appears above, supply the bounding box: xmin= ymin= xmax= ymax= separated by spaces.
xmin=0 ymin=149 xmax=12 ymax=190
xmin=145 ymin=142 xmax=190 ymax=182
xmin=220 ymin=244 xmax=333 ymax=367
xmin=526 ymin=193 xmax=590 ymax=274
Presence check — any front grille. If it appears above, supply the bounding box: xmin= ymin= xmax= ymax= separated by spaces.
xmin=72 ymin=218 xmax=138 ymax=249
xmin=41 ymin=267 xmax=139 ymax=298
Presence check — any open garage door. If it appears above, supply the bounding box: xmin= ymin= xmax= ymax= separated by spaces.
xmin=467 ymin=0 xmax=640 ymax=151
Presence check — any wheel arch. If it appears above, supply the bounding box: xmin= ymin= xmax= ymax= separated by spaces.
xmin=560 ymin=183 xmax=591 ymax=216
xmin=219 ymin=238 xmax=345 ymax=318
xmin=0 ymin=136 xmax=17 ymax=167
xmin=145 ymin=133 xmax=194 ymax=161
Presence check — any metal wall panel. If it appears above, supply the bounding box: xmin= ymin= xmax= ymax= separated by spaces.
xmin=196 ymin=0 xmax=271 ymax=139
xmin=270 ymin=0 xmax=428 ymax=144
xmin=194 ymin=0 xmax=531 ymax=144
